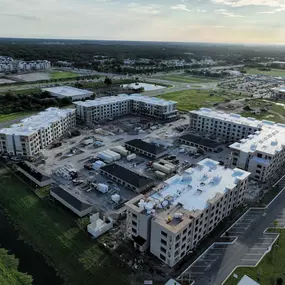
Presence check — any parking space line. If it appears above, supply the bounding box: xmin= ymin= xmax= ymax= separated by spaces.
xmin=258 ymin=237 xmax=275 ymax=240
xmin=246 ymin=253 xmax=263 ymax=256
xmin=242 ymin=259 xmax=258 ymax=261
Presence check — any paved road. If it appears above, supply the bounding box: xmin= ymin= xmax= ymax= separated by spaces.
xmin=177 ymin=176 xmax=285 ymax=285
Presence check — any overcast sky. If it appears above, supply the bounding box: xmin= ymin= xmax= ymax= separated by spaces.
xmin=1 ymin=0 xmax=285 ymax=43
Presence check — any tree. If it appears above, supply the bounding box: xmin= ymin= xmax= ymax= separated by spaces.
xmin=104 ymin=77 xmax=112 ymax=85
xmin=59 ymin=97 xmax=72 ymax=106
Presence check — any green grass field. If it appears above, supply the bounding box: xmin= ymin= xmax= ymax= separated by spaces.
xmin=49 ymin=70 xmax=79 ymax=80
xmin=225 ymin=229 xmax=285 ymax=285
xmin=0 ymin=248 xmax=33 ymax=285
xmin=0 ymin=112 xmax=35 ymax=123
xmin=158 ymin=89 xmax=243 ymax=111
xmin=0 ymin=166 xmax=128 ymax=285
xmin=153 ymin=74 xmax=220 ymax=83
xmin=240 ymin=99 xmax=285 ymax=124
xmin=245 ymin=68 xmax=285 ymax=77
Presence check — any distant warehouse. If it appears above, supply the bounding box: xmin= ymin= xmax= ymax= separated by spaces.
xmin=125 ymin=139 xmax=167 ymax=159
xmin=42 ymin=86 xmax=93 ymax=101
xmin=100 ymin=163 xmax=154 ymax=193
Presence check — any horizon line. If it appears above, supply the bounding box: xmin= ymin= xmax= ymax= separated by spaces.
xmin=1 ymin=36 xmax=285 ymax=46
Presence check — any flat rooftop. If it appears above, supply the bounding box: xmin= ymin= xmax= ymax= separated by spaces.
xmin=190 ymin=108 xmax=264 ymax=128
xmin=230 ymin=123 xmax=285 ymax=155
xmin=125 ymin=139 xmax=166 ymax=156
xmin=179 ymin=133 xmax=220 ymax=149
xmin=74 ymin=93 xmax=176 ymax=108
xmin=43 ymin=86 xmax=93 ymax=97
xmin=100 ymin=163 xmax=154 ymax=190
xmin=136 ymin=159 xmax=250 ymax=231
xmin=0 ymin=107 xmax=75 ymax=136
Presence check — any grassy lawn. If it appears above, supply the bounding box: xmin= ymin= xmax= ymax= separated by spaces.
xmin=0 ymin=166 xmax=128 ymax=285
xmin=245 ymin=68 xmax=285 ymax=77
xmin=224 ymin=229 xmax=285 ymax=285
xmin=0 ymin=112 xmax=35 ymax=123
xmin=49 ymin=71 xmax=79 ymax=80
xmin=158 ymin=89 xmax=243 ymax=111
xmin=240 ymin=99 xmax=285 ymax=124
xmin=153 ymin=74 xmax=220 ymax=83
xmin=0 ymin=248 xmax=33 ymax=285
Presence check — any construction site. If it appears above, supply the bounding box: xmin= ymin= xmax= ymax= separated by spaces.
xmin=1 ymin=105 xmax=269 ymax=284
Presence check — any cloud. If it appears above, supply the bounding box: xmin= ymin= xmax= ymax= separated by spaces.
xmin=214 ymin=8 xmax=245 ymax=17
xmin=212 ymin=0 xmax=285 ymax=9
xmin=171 ymin=4 xmax=206 ymax=12
xmin=127 ymin=3 xmax=161 ymax=15
xmin=0 ymin=12 xmax=40 ymax=21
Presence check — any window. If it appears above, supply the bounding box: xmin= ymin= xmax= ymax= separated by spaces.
xmin=160 ymin=254 xmax=166 ymax=261
xmin=257 ymin=153 xmax=262 ymax=158
xmin=161 ymin=231 xmax=167 ymax=237
xmin=161 ymin=239 xmax=167 ymax=246
xmin=160 ymin=247 xmax=166 ymax=254
xmin=257 ymin=164 xmax=262 ymax=168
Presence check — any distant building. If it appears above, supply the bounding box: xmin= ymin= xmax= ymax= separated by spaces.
xmin=271 ymin=86 xmax=285 ymax=99
xmin=125 ymin=158 xmax=250 ymax=266
xmin=0 ymin=59 xmax=51 ymax=73
xmin=74 ymin=94 xmax=178 ymax=123
xmin=0 ymin=107 xmax=76 ymax=157
xmin=189 ymin=108 xmax=285 ymax=182
xmin=42 ymin=86 xmax=93 ymax=101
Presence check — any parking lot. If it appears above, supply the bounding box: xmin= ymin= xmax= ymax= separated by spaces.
xmin=177 ymin=176 xmax=285 ymax=285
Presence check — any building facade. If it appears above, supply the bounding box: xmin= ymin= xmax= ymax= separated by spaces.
xmin=0 ymin=59 xmax=51 ymax=73
xmin=229 ymin=124 xmax=285 ymax=182
xmin=189 ymin=108 xmax=262 ymax=143
xmin=0 ymin=108 xmax=76 ymax=157
xmin=125 ymin=159 xmax=250 ymax=267
xmin=74 ymin=94 xmax=178 ymax=123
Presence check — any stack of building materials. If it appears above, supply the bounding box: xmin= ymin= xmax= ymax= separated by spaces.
xmin=104 ymin=150 xmax=121 ymax=161
xmin=111 ymin=146 xmax=129 ymax=156
xmin=127 ymin=153 xmax=136 ymax=161
xmin=155 ymin=170 xmax=167 ymax=179
xmin=111 ymin=194 xmax=120 ymax=203
xmin=92 ymin=160 xmax=106 ymax=170
xmin=153 ymin=159 xmax=176 ymax=175
xmin=54 ymin=164 xmax=77 ymax=180
xmin=87 ymin=213 xmax=114 ymax=239
xmin=96 ymin=183 xmax=109 ymax=193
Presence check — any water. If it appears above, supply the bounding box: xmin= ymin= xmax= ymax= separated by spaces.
xmin=123 ymin=82 xmax=165 ymax=91
xmin=0 ymin=209 xmax=63 ymax=285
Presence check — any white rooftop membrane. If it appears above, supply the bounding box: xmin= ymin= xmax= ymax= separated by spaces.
xmin=73 ymin=93 xmax=176 ymax=107
xmin=43 ymin=86 xmax=93 ymax=97
xmin=0 ymin=107 xmax=75 ymax=136
xmin=145 ymin=159 xmax=250 ymax=212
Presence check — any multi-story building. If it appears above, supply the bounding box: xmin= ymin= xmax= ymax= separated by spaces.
xmin=229 ymin=124 xmax=285 ymax=182
xmin=74 ymin=94 xmax=178 ymax=123
xmin=125 ymin=159 xmax=250 ymax=267
xmin=0 ymin=107 xmax=76 ymax=157
xmin=188 ymin=108 xmax=285 ymax=182
xmin=0 ymin=59 xmax=51 ymax=73
xmin=189 ymin=108 xmax=263 ymax=142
